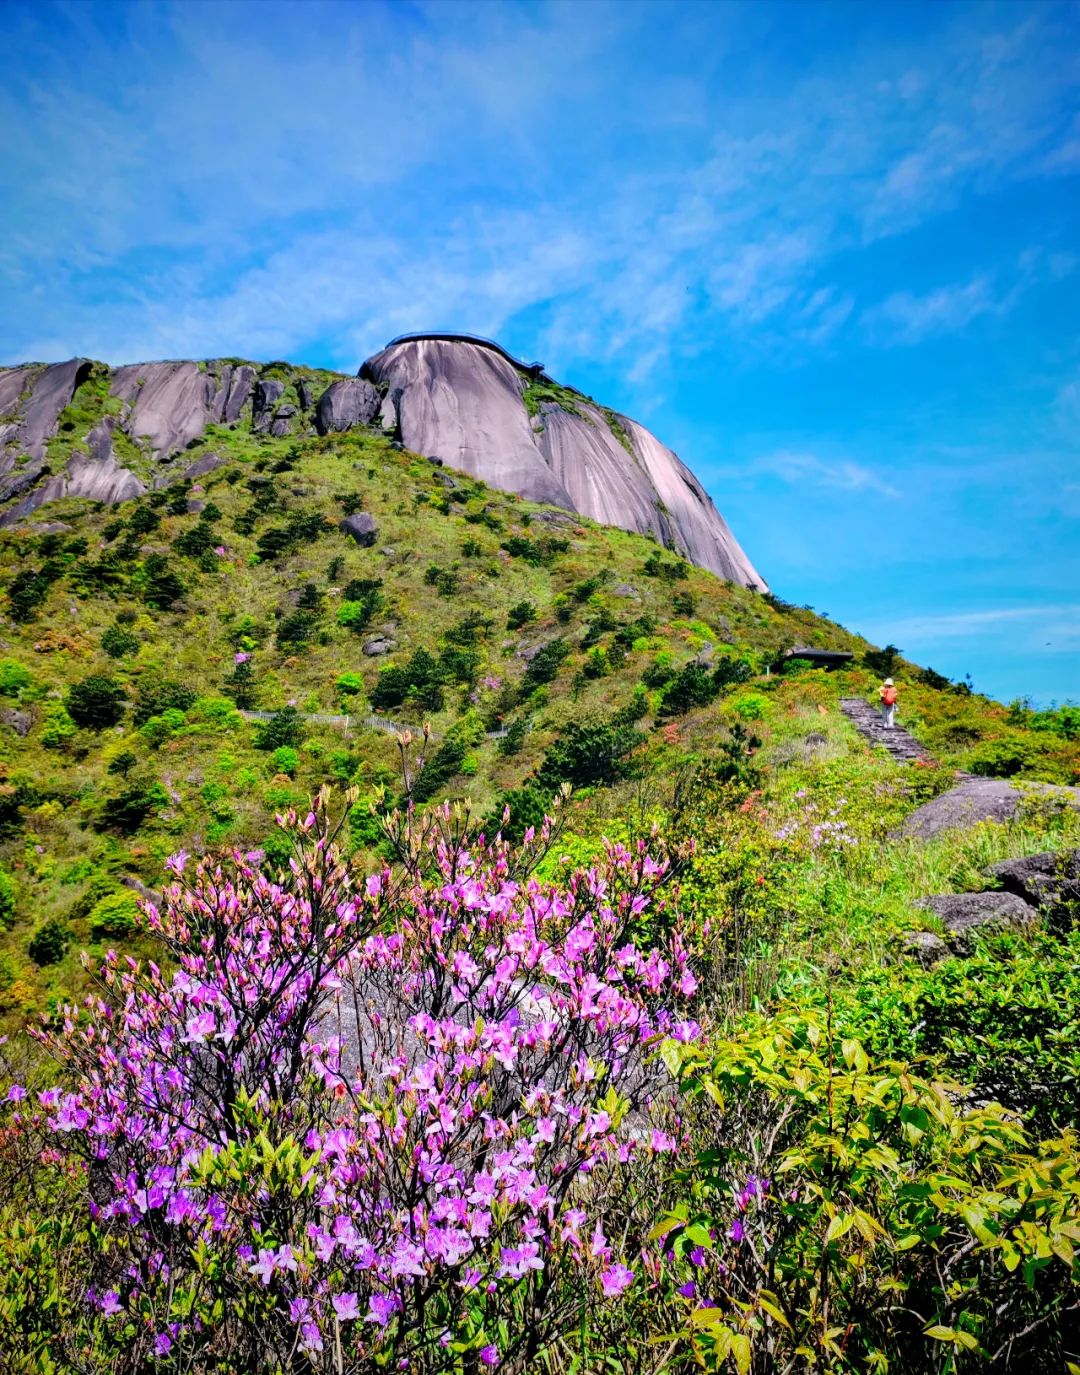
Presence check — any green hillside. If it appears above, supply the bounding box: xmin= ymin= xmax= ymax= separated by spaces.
xmin=1 ymin=370 xmax=1079 ymax=1372
xmin=0 ymin=374 xmax=1076 ymax=1022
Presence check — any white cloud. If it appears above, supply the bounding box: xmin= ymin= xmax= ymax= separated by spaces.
xmin=882 ymin=604 xmax=1080 ymax=645
xmin=747 ymin=450 xmax=900 ymax=499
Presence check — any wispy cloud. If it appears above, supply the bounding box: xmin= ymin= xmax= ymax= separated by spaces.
xmin=743 ymin=450 xmax=900 ymax=499
xmin=884 ymin=605 xmax=1080 ymax=645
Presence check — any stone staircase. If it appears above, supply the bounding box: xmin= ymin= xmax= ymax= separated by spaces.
xmin=839 ymin=697 xmax=929 ymax=764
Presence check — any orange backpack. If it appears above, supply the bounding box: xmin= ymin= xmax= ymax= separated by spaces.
xmin=883 ymin=686 xmax=897 ymax=706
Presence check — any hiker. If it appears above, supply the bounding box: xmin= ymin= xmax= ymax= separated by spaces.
xmin=879 ymin=677 xmax=898 ymax=729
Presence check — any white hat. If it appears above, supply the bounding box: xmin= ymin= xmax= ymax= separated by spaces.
xmin=884 ymin=677 xmax=894 ymax=685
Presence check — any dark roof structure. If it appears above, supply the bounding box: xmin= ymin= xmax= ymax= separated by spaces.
xmin=383 ymin=332 xmax=548 ymax=379
xmin=778 ymin=647 xmax=854 ymax=671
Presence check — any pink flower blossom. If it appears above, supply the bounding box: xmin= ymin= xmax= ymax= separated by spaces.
xmin=601 ymin=1264 xmax=634 ymax=1297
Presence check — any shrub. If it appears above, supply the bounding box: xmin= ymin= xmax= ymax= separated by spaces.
xmin=536 ymin=718 xmax=643 ymax=792
xmin=28 ymin=918 xmax=71 ymax=966
xmin=731 ymin=691 xmax=769 ymax=721
xmin=66 ymin=675 xmax=127 ymax=730
xmin=253 ymin=707 xmax=303 ymax=751
xmin=87 ymin=891 xmax=141 ymax=941
xmin=0 ymin=869 xmax=15 ymax=929
xmin=140 ymin=554 xmax=186 ymax=608
xmin=490 ymin=784 xmax=548 ymax=841
xmin=41 ymin=701 xmax=77 ymax=750
xmin=98 ymin=779 xmax=168 ymax=833
xmin=521 ymin=639 xmax=569 ymax=696
xmin=0 ymin=658 xmax=32 ymax=697
xmin=507 ymin=600 xmax=536 ymax=630
xmin=139 ymin=708 xmax=186 ymax=746
xmin=336 ymin=672 xmax=364 ymax=697
xmin=270 ymin=746 xmax=299 ymax=777
xmin=276 ymin=609 xmax=319 ymax=648
xmin=863 ymin=643 xmax=903 ymax=677
xmin=28 ymin=801 xmax=695 ymax=1372
xmin=132 ymin=676 xmax=196 ymax=726
xmin=101 ymin=622 xmax=140 ymax=658
xmin=7 ymin=560 xmax=63 ymax=621
xmin=497 ymin=715 xmax=530 ymax=757
xmin=658 ymin=662 xmax=717 ymax=716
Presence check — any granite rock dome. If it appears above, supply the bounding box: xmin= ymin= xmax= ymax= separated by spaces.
xmin=0 ymin=336 xmax=766 ymax=589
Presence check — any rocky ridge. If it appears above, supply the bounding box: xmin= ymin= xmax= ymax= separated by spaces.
xmin=0 ymin=337 xmax=766 ymax=588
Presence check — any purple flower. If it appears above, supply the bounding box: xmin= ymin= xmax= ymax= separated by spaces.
xmin=480 ymin=1346 xmax=499 ymax=1367
xmin=677 ymin=1280 xmax=696 ymax=1299
xmin=601 ymin=1263 xmax=634 ymax=1297
xmin=100 ymin=1291 xmax=122 ymax=1316
xmin=729 ymin=1218 xmax=745 ymax=1243
xmin=153 ymin=1333 xmax=172 ymax=1357
xmin=366 ymin=1292 xmax=400 ymax=1326
xmin=332 ymin=1292 xmax=361 ymax=1322
xmin=6 ymin=1084 xmax=25 ymax=1102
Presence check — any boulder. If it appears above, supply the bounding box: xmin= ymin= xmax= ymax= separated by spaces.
xmin=296 ymin=379 xmax=313 ymax=411
xmin=0 ymin=707 xmax=31 ymax=737
xmin=86 ymin=414 xmax=117 ymax=462
xmin=984 ymin=849 xmax=1080 ymax=915
xmin=897 ymin=777 xmax=1080 ymax=842
xmin=340 ymin=512 xmax=378 ymax=546
xmin=362 ymin=637 xmax=395 ymax=656
xmin=216 ymin=364 xmax=256 ymax=424
xmin=902 ymin=930 xmax=949 ymax=967
xmin=315 ymin=378 xmax=380 ymax=435
xmin=915 ymin=891 xmax=1036 ymax=952
xmin=0 ymin=450 xmax=145 ymax=526
xmin=612 ymin=583 xmax=640 ymax=599
xmin=252 ymin=379 xmax=285 ymax=433
xmin=183 ymin=452 xmax=225 ymax=481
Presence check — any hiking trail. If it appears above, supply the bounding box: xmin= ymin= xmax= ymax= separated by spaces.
xmin=839 ymin=697 xmax=930 ymax=764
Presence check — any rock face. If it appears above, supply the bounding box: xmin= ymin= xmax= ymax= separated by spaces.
xmin=362 ymin=337 xmax=765 ymax=588
xmin=0 ymin=337 xmax=766 ymax=587
xmin=316 ymin=379 xmax=380 ymax=435
xmin=897 ymin=777 xmax=1080 ymax=842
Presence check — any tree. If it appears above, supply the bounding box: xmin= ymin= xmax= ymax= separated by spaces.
xmin=863 ymin=644 xmax=902 ymax=678
xmin=66 ymin=675 xmax=127 ymax=730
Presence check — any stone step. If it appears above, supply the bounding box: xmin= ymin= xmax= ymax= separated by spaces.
xmin=838 ymin=697 xmax=930 ymax=765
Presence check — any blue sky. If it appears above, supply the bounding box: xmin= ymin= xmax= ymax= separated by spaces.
xmin=1 ymin=0 xmax=1078 ymax=704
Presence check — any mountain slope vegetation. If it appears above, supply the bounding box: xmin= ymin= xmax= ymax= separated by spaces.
xmin=0 ymin=385 xmax=1078 ymax=1374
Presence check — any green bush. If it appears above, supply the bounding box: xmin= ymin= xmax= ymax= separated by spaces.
xmin=0 ymin=868 xmax=16 ymax=929
xmin=507 ymin=600 xmax=536 ymax=630
xmin=253 ymin=708 xmax=303 ymax=751
xmin=0 ymin=658 xmax=32 ymax=697
xmin=336 ymin=672 xmax=364 ymax=697
xmin=133 ymin=676 xmax=196 ymax=726
xmin=138 ymin=708 xmax=186 ymax=746
xmin=66 ymin=675 xmax=127 ymax=729
xmin=536 ymin=717 xmax=642 ymax=792
xmin=28 ymin=918 xmax=72 ymax=966
xmin=521 ymin=639 xmax=569 ymax=696
xmin=98 ymin=779 xmax=167 ymax=833
xmin=658 ymin=661 xmax=717 ymax=716
xmin=101 ymin=622 xmax=141 ymax=658
xmin=41 ymin=701 xmax=77 ymax=750
xmin=270 ymin=746 xmax=299 ymax=777
xmin=87 ymin=890 xmax=141 ymax=941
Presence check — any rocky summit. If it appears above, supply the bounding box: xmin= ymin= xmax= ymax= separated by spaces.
xmin=0 ymin=334 xmax=766 ymax=588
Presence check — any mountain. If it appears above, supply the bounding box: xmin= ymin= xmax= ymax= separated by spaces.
xmin=0 ymin=336 xmax=766 ymax=588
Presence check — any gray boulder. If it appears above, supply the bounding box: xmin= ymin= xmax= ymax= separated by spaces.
xmin=217 ymin=364 xmax=256 ymax=424
xmin=86 ymin=414 xmax=117 ymax=463
xmin=0 ymin=450 xmax=145 ymax=526
xmin=0 ymin=359 xmax=92 ymax=463
xmin=897 ymin=777 xmax=1080 ymax=842
xmin=296 ymin=379 xmax=313 ymax=411
xmin=362 ymin=637 xmax=395 ymax=656
xmin=252 ymin=379 xmax=285 ymax=433
xmin=915 ymin=891 xmax=1036 ymax=952
xmin=112 ymin=361 xmax=217 ymax=455
xmin=315 ymin=378 xmax=380 ymax=435
xmin=183 ymin=452 xmax=225 ymax=481
xmin=360 ymin=337 xmax=766 ymax=588
xmin=0 ymin=707 xmax=31 ymax=737
xmin=902 ymin=930 xmax=949 ymax=967
xmin=340 ymin=512 xmax=378 ymax=546
xmin=984 ymin=849 xmax=1080 ymax=914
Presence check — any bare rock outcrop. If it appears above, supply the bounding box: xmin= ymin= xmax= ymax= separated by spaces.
xmin=340 ymin=512 xmax=378 ymax=546
xmin=315 ymin=379 xmax=380 ymax=435
xmin=897 ymin=777 xmax=1080 ymax=842
xmin=0 ymin=359 xmax=91 ymax=465
xmin=362 ymin=336 xmax=765 ymax=587
xmin=363 ymin=339 xmax=575 ymax=510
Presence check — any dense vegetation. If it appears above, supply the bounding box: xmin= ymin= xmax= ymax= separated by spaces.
xmin=0 ymin=395 xmax=1077 ymax=1371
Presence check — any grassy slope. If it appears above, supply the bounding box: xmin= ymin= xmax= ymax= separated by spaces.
xmin=0 ymin=368 xmax=1075 ymax=1022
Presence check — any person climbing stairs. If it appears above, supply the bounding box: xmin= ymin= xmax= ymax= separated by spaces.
xmin=839 ymin=697 xmax=929 ymax=763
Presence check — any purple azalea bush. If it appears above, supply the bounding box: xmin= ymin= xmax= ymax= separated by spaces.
xmin=27 ymin=794 xmax=698 ymax=1371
